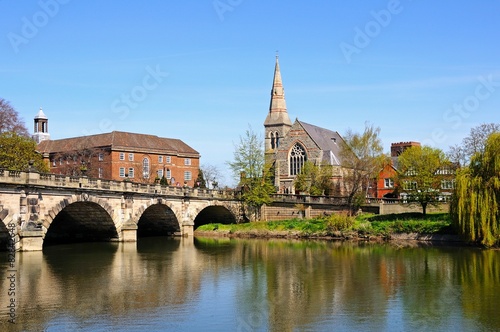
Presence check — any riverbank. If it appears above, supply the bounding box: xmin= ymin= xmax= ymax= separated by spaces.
xmin=194 ymin=212 xmax=465 ymax=244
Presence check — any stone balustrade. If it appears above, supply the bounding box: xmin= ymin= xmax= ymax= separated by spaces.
xmin=0 ymin=169 xmax=240 ymax=200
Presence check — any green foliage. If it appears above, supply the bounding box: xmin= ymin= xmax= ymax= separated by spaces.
xmin=365 ymin=213 xmax=454 ymax=235
xmin=160 ymin=176 xmax=168 ymax=186
xmin=396 ymin=145 xmax=454 ymax=215
xmin=294 ymin=161 xmax=333 ymax=195
xmin=227 ymin=126 xmax=265 ymax=181
xmin=0 ymin=132 xmax=49 ymax=172
xmin=240 ymin=163 xmax=275 ymax=213
xmin=451 ymin=132 xmax=500 ymax=247
xmin=326 ymin=213 xmax=355 ymax=232
xmin=228 ymin=126 xmax=275 ymax=219
xmin=340 ymin=123 xmax=389 ymax=212
xmin=196 ymin=213 xmax=451 ymax=238
xmin=195 ymin=168 xmax=206 ymax=188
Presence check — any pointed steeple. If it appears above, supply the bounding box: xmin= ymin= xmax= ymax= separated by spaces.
xmin=264 ymin=54 xmax=292 ymax=153
xmin=266 ymin=54 xmax=290 ymax=122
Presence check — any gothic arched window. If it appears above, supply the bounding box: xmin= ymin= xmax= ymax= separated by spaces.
xmin=270 ymin=132 xmax=276 ymax=150
xmin=275 ymin=131 xmax=280 ymax=148
xmin=289 ymin=143 xmax=307 ymax=176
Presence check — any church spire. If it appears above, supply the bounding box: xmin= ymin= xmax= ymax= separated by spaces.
xmin=268 ymin=54 xmax=288 ymax=115
xmin=264 ymin=55 xmax=292 ymax=153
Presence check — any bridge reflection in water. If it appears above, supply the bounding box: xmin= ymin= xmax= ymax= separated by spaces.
xmin=0 ymin=238 xmax=499 ymax=331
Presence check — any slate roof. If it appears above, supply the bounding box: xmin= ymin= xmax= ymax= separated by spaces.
xmin=298 ymin=120 xmax=345 ymax=166
xmin=37 ymin=131 xmax=199 ymax=156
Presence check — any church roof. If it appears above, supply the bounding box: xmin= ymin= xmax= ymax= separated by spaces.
xmin=37 ymin=131 xmax=199 ymax=157
xmin=298 ymin=120 xmax=344 ymax=166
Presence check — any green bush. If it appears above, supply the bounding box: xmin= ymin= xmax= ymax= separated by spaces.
xmin=326 ymin=213 xmax=355 ymax=232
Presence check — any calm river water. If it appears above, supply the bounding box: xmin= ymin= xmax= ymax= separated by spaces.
xmin=1 ymin=237 xmax=499 ymax=331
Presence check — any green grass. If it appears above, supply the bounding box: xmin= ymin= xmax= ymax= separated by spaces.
xmin=196 ymin=212 xmax=454 ymax=238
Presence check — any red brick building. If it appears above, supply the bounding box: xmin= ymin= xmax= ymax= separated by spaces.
xmin=36 ymin=130 xmax=200 ymax=186
xmin=369 ymin=141 xmax=423 ymax=199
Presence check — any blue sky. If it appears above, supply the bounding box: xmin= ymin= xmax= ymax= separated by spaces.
xmin=1 ymin=1 xmax=499 ymax=186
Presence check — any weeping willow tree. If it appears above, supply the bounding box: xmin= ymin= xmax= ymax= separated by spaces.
xmin=451 ymin=132 xmax=500 ymax=247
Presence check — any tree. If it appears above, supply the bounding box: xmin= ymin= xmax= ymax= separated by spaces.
xmin=53 ymin=147 xmax=107 ymax=178
xmin=0 ymin=132 xmax=49 ymax=172
xmin=396 ymin=145 xmax=454 ymax=216
xmin=451 ymin=132 xmax=500 ymax=247
xmin=195 ymin=168 xmax=207 ymax=188
xmin=239 ymin=163 xmax=275 ymax=220
xmin=294 ymin=161 xmax=333 ymax=196
xmin=340 ymin=123 xmax=388 ymax=213
xmin=0 ymin=98 xmax=29 ymax=136
xmin=200 ymin=163 xmax=222 ymax=189
xmin=227 ymin=126 xmax=274 ymax=221
xmin=448 ymin=123 xmax=500 ymax=166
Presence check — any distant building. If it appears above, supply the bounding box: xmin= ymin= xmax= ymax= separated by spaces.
xmin=369 ymin=141 xmax=457 ymax=201
xmin=390 ymin=141 xmax=421 ymax=158
xmin=34 ymin=112 xmax=200 ymax=186
xmin=264 ymin=56 xmax=345 ymax=194
xmin=369 ymin=141 xmax=421 ymax=199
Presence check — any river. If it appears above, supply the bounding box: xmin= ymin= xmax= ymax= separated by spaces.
xmin=1 ymin=237 xmax=499 ymax=331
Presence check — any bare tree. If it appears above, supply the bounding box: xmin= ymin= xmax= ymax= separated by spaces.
xmin=200 ymin=163 xmax=223 ymax=189
xmin=448 ymin=123 xmax=500 ymax=166
xmin=0 ymin=98 xmax=29 ymax=136
xmin=53 ymin=147 xmax=107 ymax=177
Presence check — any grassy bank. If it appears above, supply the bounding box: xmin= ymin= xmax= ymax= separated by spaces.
xmin=195 ymin=212 xmax=457 ymax=241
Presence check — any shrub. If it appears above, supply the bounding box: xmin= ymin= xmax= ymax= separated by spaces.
xmin=326 ymin=213 xmax=355 ymax=232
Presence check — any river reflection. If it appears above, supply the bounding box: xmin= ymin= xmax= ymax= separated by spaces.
xmin=1 ymin=238 xmax=498 ymax=331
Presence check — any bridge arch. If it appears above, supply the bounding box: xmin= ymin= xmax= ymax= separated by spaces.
xmin=136 ymin=202 xmax=181 ymax=237
xmin=0 ymin=208 xmax=10 ymax=251
xmin=193 ymin=205 xmax=237 ymax=229
xmin=43 ymin=194 xmax=118 ymax=247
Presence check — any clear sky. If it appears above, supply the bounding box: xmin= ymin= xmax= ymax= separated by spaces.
xmin=1 ymin=1 xmax=499 ymax=186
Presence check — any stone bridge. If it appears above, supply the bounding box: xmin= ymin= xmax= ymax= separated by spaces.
xmin=0 ymin=170 xmax=243 ymax=251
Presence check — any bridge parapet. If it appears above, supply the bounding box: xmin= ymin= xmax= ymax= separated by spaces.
xmin=0 ymin=169 xmax=237 ymax=199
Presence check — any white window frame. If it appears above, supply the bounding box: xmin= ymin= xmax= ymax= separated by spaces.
xmin=384 ymin=178 xmax=394 ymax=188
xmin=119 ymin=167 xmax=125 ymax=177
xmin=184 ymin=158 xmax=191 ymax=166
xmin=184 ymin=171 xmax=192 ymax=181
xmin=119 ymin=152 xmax=125 ymax=161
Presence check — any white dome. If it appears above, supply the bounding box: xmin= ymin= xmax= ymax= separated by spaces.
xmin=35 ymin=107 xmax=47 ymax=119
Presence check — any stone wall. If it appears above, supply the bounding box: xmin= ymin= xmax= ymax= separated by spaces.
xmin=379 ymin=202 xmax=449 ymax=215
xmin=262 ymin=202 xmax=347 ymax=221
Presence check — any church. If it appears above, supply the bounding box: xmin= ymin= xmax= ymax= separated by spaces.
xmin=264 ymin=56 xmax=346 ymax=195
